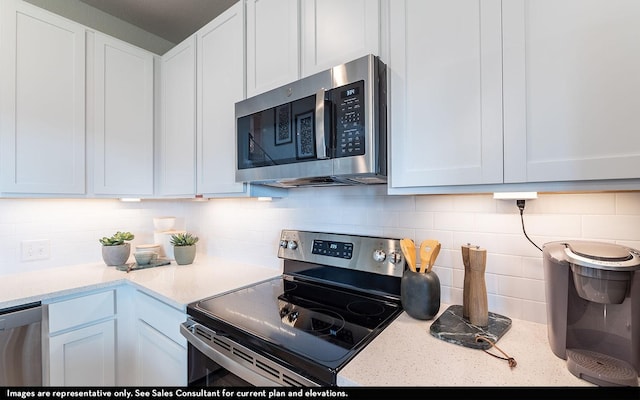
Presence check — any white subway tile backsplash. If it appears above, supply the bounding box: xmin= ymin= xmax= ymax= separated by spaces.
xmin=520 ymin=300 xmax=547 ymax=325
xmin=583 ymin=215 xmax=640 ymax=240
xmin=616 ymin=192 xmax=640 ymax=214
xmin=434 ymin=212 xmax=476 ymax=231
xmin=534 ymin=193 xmax=616 ymax=214
xmin=524 ymin=214 xmax=583 ymax=237
xmin=1 ymin=190 xmax=639 ymax=325
xmin=475 ymin=213 xmax=519 ymax=234
xmin=522 ymin=257 xmax=545 ymax=280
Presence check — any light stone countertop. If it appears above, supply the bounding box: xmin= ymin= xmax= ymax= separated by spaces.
xmin=2 ymin=260 xmax=633 ymax=387
xmin=0 ymin=256 xmax=281 ymax=310
xmin=337 ymin=308 xmax=600 ymax=387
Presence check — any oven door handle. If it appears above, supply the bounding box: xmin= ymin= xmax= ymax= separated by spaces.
xmin=180 ymin=321 xmax=292 ymax=387
xmin=180 ymin=319 xmax=318 ymax=386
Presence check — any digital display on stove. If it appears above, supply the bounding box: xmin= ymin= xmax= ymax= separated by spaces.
xmin=312 ymin=240 xmax=353 ymax=259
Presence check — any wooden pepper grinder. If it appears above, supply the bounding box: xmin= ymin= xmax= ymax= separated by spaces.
xmin=461 ymin=244 xmax=472 ymax=319
xmin=467 ymin=246 xmax=488 ymax=327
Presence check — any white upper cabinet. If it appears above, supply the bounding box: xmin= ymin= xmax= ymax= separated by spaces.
xmin=246 ymin=0 xmax=299 ymax=97
xmin=503 ymin=0 xmax=640 ymax=184
xmin=300 ymin=0 xmax=380 ymax=77
xmin=388 ymin=0 xmax=503 ymax=190
xmin=158 ymin=36 xmax=197 ymax=197
xmin=0 ymin=0 xmax=85 ymax=194
xmin=91 ymin=32 xmax=154 ymax=196
xmin=389 ymin=0 xmax=640 ymax=193
xmin=245 ymin=0 xmax=381 ymax=96
xmin=196 ymin=2 xmax=247 ymax=196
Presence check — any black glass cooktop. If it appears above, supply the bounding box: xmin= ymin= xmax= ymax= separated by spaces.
xmin=189 ymin=275 xmax=401 ymax=369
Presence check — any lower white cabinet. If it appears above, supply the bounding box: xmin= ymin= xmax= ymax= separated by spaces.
xmin=133 ymin=290 xmax=187 ymax=386
xmin=48 ymin=320 xmax=116 ymax=386
xmin=45 ymin=286 xmax=186 ymax=386
xmin=136 ymin=320 xmax=187 ymax=386
xmin=45 ymin=289 xmax=117 ymax=386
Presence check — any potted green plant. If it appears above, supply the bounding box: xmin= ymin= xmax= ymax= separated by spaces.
xmin=170 ymin=232 xmax=199 ymax=265
xmin=99 ymin=231 xmax=135 ymax=266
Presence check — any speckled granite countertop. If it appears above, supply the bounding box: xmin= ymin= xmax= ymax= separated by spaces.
xmin=0 ymin=256 xmax=281 ymax=310
xmin=2 ymin=260 xmax=635 ymax=387
xmin=337 ymin=307 xmax=605 ymax=387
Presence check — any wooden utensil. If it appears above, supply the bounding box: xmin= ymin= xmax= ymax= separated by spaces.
xmin=419 ymin=240 xmax=440 ymax=273
xmin=427 ymin=242 xmax=441 ymax=273
xmin=400 ymin=238 xmax=417 ymax=272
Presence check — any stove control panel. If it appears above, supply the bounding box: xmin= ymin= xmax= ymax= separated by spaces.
xmin=278 ymin=230 xmax=405 ymax=278
xmin=312 ymin=240 xmax=353 ymax=259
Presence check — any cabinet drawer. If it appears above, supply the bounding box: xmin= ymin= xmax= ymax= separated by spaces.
xmin=134 ymin=290 xmax=186 ymax=346
xmin=48 ymin=290 xmax=115 ymax=333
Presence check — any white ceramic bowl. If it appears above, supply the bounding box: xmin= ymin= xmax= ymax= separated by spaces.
xmin=153 ymin=217 xmax=176 ymax=232
xmin=134 ymin=251 xmax=157 ymax=265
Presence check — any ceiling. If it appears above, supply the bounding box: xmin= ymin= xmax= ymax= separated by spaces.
xmin=79 ymin=0 xmax=237 ymax=44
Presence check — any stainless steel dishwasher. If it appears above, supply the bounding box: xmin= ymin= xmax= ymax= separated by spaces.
xmin=0 ymin=302 xmax=43 ymax=386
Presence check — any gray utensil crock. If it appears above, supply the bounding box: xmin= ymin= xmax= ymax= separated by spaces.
xmin=401 ymin=269 xmax=441 ymax=320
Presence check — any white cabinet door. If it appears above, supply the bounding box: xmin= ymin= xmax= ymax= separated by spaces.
xmin=388 ymin=0 xmax=503 ymax=190
xmin=503 ymin=0 xmax=640 ymax=183
xmin=196 ymin=2 xmax=246 ymax=196
xmin=300 ymin=0 xmax=380 ymax=77
xmin=0 ymin=0 xmax=85 ymax=194
xmin=46 ymin=289 xmax=117 ymax=386
xmin=246 ymin=0 xmax=299 ymax=97
xmin=48 ymin=320 xmax=116 ymax=386
xmin=135 ymin=320 xmax=187 ymax=386
xmin=134 ymin=290 xmax=186 ymax=386
xmin=92 ymin=32 xmax=154 ymax=196
xmin=158 ymin=36 xmax=196 ymax=197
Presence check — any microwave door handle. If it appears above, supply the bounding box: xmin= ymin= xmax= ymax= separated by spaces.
xmin=315 ymin=89 xmax=328 ymax=159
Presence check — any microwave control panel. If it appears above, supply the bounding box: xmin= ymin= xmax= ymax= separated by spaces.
xmin=333 ymin=80 xmax=365 ymax=158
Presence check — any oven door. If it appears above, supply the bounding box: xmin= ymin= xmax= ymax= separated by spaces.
xmin=180 ymin=318 xmax=319 ymax=387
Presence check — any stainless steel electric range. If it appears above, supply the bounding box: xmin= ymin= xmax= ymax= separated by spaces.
xmin=180 ymin=230 xmax=406 ymax=387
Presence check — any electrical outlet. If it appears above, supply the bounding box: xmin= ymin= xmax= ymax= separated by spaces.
xmin=21 ymin=239 xmax=50 ymax=261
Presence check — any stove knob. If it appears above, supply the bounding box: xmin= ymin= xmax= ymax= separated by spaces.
xmin=288 ymin=311 xmax=299 ymax=322
xmin=389 ymin=251 xmax=402 ymax=264
xmin=279 ymin=240 xmax=289 ymax=249
xmin=287 ymin=240 xmax=298 ymax=250
xmin=373 ymin=249 xmax=386 ymax=263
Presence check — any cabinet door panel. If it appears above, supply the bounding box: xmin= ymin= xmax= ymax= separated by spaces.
xmin=389 ymin=0 xmax=503 ymax=188
xmin=246 ymin=0 xmax=299 ymax=96
xmin=159 ymin=37 xmax=196 ymax=196
xmin=0 ymin=0 xmax=85 ymax=194
xmin=48 ymin=320 xmax=116 ymax=386
xmin=136 ymin=320 xmax=187 ymax=386
xmin=301 ymin=0 xmax=379 ymax=76
xmin=196 ymin=3 xmax=246 ymax=195
xmin=93 ymin=33 xmax=154 ymax=195
xmin=503 ymin=0 xmax=640 ymax=183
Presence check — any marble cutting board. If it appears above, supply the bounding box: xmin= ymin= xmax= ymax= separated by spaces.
xmin=429 ymin=304 xmax=512 ymax=349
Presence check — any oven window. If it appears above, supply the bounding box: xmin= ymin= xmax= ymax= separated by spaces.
xmin=188 ymin=344 xmax=251 ymax=387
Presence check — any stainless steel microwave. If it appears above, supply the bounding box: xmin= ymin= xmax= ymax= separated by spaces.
xmin=235 ymin=54 xmax=387 ymax=188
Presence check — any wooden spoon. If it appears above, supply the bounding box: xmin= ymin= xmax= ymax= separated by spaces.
xmin=400 ymin=238 xmax=417 ymax=272
xmin=419 ymin=240 xmax=439 ymax=273
xmin=427 ymin=242 xmax=441 ymax=273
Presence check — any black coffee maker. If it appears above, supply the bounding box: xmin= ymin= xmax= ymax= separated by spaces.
xmin=543 ymin=241 xmax=640 ymax=386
